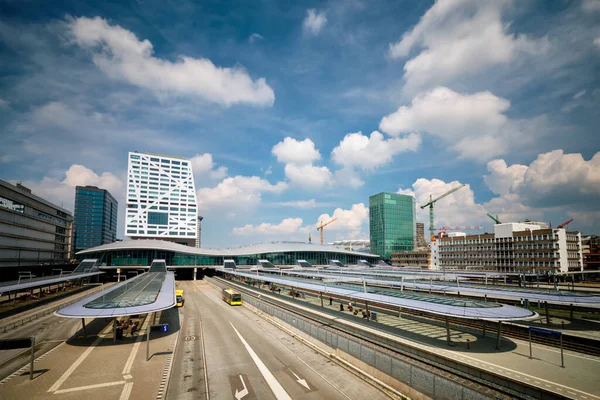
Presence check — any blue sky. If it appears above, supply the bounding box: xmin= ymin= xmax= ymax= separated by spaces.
xmin=1 ymin=0 xmax=599 ymax=247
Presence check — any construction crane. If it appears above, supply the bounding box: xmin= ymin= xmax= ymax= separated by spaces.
xmin=434 ymin=226 xmax=483 ymax=231
xmin=420 ymin=184 xmax=466 ymax=242
xmin=556 ymin=218 xmax=574 ymax=229
xmin=486 ymin=213 xmax=502 ymax=224
xmin=317 ymin=218 xmax=337 ymax=245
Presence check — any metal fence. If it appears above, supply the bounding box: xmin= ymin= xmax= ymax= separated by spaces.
xmin=243 ymin=292 xmax=485 ymax=400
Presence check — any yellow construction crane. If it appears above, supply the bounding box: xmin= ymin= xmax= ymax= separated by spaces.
xmin=420 ymin=184 xmax=466 ymax=242
xmin=317 ymin=218 xmax=337 ymax=245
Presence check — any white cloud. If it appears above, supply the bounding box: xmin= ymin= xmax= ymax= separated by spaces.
xmin=0 ymin=98 xmax=9 ymax=108
xmin=272 ymin=137 xmax=332 ymax=190
xmin=388 ymin=0 xmax=545 ymax=93
xmin=573 ymin=90 xmax=587 ymax=99
xmin=233 ymin=217 xmax=303 ymax=235
xmin=284 ymin=164 xmax=333 ymax=190
xmin=582 ymin=0 xmax=600 ymax=12
xmin=272 ymin=137 xmax=321 ymax=165
xmin=272 ymin=199 xmax=324 ymax=209
xmin=69 ymin=16 xmax=275 ymax=107
xmin=249 ymin=33 xmax=264 ymax=43
xmin=595 ymin=37 xmax=600 ymax=49
xmin=331 ymin=131 xmax=420 ymax=170
xmin=379 ymin=87 xmax=534 ymax=161
xmin=513 ymin=150 xmax=600 ymax=208
xmin=484 ymin=159 xmax=527 ymax=196
xmin=196 ymin=175 xmax=287 ymax=213
xmin=334 ymin=167 xmax=365 ymax=189
xmin=264 ymin=166 xmax=273 ymax=176
xmin=303 ymin=9 xmax=327 ymax=35
xmin=314 ymin=203 xmax=369 ymax=239
xmin=399 ymin=178 xmax=490 ymax=230
xmin=189 ymin=153 xmax=228 ymax=181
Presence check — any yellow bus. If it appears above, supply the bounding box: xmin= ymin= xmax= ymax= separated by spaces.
xmin=222 ymin=288 xmax=242 ymax=306
xmin=176 ymin=289 xmax=185 ymax=307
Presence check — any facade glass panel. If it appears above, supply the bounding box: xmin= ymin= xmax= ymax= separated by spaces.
xmin=369 ymin=192 xmax=415 ymax=259
xmin=74 ymin=186 xmax=118 ymax=252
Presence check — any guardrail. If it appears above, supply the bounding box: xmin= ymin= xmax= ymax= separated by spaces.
xmin=0 ymin=284 xmax=108 ymax=334
xmin=208 ymin=277 xmax=567 ymax=400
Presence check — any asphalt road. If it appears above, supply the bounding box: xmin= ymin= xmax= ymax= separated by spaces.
xmin=0 ymin=311 xmax=89 ymax=380
xmin=167 ymin=280 xmax=390 ymax=400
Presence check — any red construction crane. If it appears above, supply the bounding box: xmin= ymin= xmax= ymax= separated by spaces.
xmin=556 ymin=218 xmax=574 ymax=229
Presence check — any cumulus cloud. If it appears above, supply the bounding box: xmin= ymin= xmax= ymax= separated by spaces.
xmin=272 ymin=137 xmax=321 ymax=165
xmin=331 ymin=131 xmax=421 ymax=170
xmin=399 ymin=178 xmax=490 ymax=230
xmin=272 ymin=199 xmax=330 ymax=209
xmin=379 ymin=87 xmax=539 ymax=161
xmin=20 ymin=164 xmax=126 ymax=235
xmin=233 ymin=217 xmax=304 ymax=235
xmin=196 ymin=175 xmax=287 ymax=213
xmin=69 ymin=16 xmax=275 ymax=107
xmin=582 ymin=0 xmax=600 ymax=12
xmin=249 ymin=33 xmax=264 ymax=43
xmin=484 ymin=159 xmax=528 ymax=196
xmin=303 ymin=9 xmax=327 ymax=35
xmin=314 ymin=203 xmax=369 ymax=239
xmin=189 ymin=153 xmax=228 ymax=181
xmin=272 ymin=137 xmax=333 ymax=190
xmin=388 ymin=0 xmax=546 ymax=93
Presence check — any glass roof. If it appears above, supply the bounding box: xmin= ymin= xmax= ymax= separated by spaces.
xmin=84 ymin=272 xmax=165 ymax=309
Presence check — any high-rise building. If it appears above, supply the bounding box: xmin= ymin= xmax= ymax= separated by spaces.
xmin=369 ymin=192 xmax=416 ymax=259
xmin=125 ymin=152 xmax=198 ymax=246
xmin=74 ymin=186 xmax=118 ymax=252
xmin=416 ymin=222 xmax=426 ymax=248
xmin=433 ymin=223 xmax=583 ymax=273
xmin=0 ymin=179 xmax=73 ymax=267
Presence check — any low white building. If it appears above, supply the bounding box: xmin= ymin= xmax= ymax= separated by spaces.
xmin=435 ymin=223 xmax=582 ymax=273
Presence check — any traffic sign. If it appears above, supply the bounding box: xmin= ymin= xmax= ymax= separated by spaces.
xmin=529 ymin=327 xmax=561 ymax=337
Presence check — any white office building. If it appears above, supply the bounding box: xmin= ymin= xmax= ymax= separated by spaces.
xmin=125 ymin=152 xmax=198 ymax=246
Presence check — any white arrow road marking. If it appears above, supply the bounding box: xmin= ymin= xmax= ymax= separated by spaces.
xmin=235 ymin=375 xmax=249 ymax=400
xmin=230 ymin=322 xmax=292 ymax=400
xmin=290 ymin=369 xmax=310 ymax=391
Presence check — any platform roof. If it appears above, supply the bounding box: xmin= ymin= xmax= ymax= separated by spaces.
xmin=76 ymin=239 xmax=379 ymax=258
xmin=223 ymin=270 xmax=537 ymax=321
xmin=55 ymin=261 xmax=175 ymax=318
xmin=0 ymin=259 xmax=104 ymax=295
xmin=271 ymin=270 xmax=600 ymax=306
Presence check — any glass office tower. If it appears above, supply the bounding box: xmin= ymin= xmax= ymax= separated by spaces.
xmin=74 ymin=186 xmax=118 ymax=252
xmin=125 ymin=152 xmax=198 ymax=246
xmin=369 ymin=192 xmax=416 ymax=259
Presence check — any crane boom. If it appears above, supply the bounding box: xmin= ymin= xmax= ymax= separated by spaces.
xmin=317 ymin=218 xmax=337 ymax=245
xmin=556 ymin=218 xmax=573 ymax=229
xmin=419 ymin=184 xmax=466 ymax=242
xmin=486 ymin=213 xmax=501 ymax=224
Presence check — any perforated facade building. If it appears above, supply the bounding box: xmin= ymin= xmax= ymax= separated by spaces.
xmin=125 ymin=152 xmax=198 ymax=246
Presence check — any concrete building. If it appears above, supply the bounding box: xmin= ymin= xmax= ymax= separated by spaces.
xmin=582 ymin=235 xmax=600 ymax=270
xmin=433 ymin=223 xmax=583 ymax=273
xmin=195 ymin=216 xmax=203 ymax=248
xmin=0 ymin=179 xmax=73 ymax=267
xmin=125 ymin=152 xmax=198 ymax=246
xmin=416 ymin=222 xmax=427 ymax=248
xmin=74 ymin=186 xmax=118 ymax=252
xmin=391 ymin=250 xmax=431 ymax=268
xmin=369 ymin=192 xmax=416 ymax=259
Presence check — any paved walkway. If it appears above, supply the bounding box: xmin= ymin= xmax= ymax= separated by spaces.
xmin=0 ymin=309 xmax=178 ymax=400
xmin=264 ymin=286 xmax=600 ymax=400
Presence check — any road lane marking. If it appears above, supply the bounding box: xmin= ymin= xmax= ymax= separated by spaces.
xmin=54 ymin=380 xmax=126 ymax=394
xmin=119 ymin=382 xmax=134 ymax=400
xmin=48 ymin=336 xmax=102 ymax=392
xmin=123 ymin=313 xmax=151 ymax=375
xmin=235 ymin=375 xmax=249 ymax=400
xmin=290 ymin=369 xmax=310 ymax=390
xmin=230 ymin=322 xmax=292 ymax=400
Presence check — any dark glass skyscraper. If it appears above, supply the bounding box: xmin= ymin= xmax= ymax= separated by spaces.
xmin=74 ymin=186 xmax=118 ymax=252
xmin=369 ymin=192 xmax=415 ymax=259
